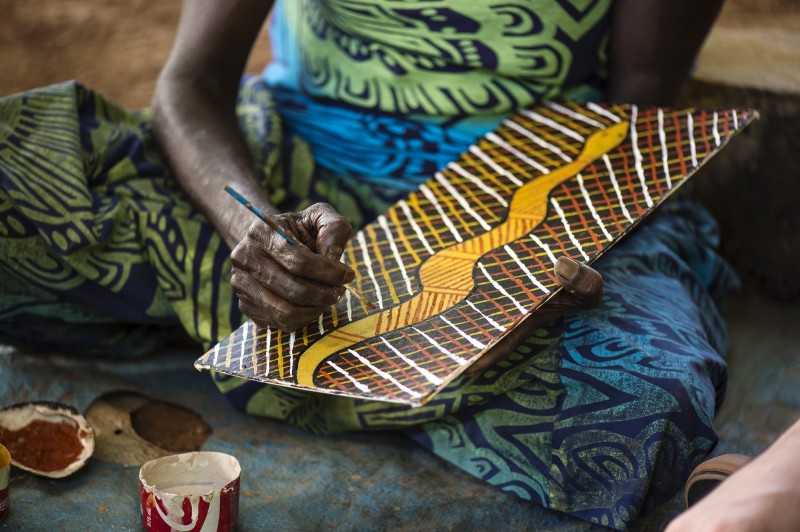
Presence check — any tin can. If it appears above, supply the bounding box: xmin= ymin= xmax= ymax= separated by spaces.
xmin=0 ymin=443 xmax=10 ymax=522
xmin=139 ymin=451 xmax=240 ymax=532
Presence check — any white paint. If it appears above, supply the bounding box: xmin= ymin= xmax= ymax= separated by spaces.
xmin=448 ymin=162 xmax=508 ymax=207
xmin=378 ymin=215 xmax=414 ymax=295
xmin=587 ymin=102 xmax=622 ymax=123
xmin=347 ymin=349 xmax=421 ymax=398
xmin=265 ymin=328 xmax=271 ymax=376
xmin=420 ymin=184 xmax=463 ymax=243
xmin=520 ymin=108 xmax=585 ymax=142
xmin=466 ymin=299 xmax=507 ymax=332
xmin=440 ymin=316 xmax=487 ymax=349
xmin=528 ymin=233 xmax=557 ymax=265
xmin=477 ymin=262 xmax=527 ymax=314
xmin=434 ymin=171 xmax=492 ymax=231
xmin=380 ymin=336 xmax=443 ymax=385
xmin=550 ymin=197 xmax=590 ymax=261
xmin=469 ymin=145 xmax=523 ymax=186
xmin=577 ymin=173 xmax=613 ymax=241
xmin=503 ymin=244 xmax=551 ymax=294
xmin=328 ymin=361 xmax=371 ymax=394
xmin=412 ymin=327 xmax=467 ymax=365
xmin=545 ymin=101 xmax=605 ymax=128
xmin=486 ymin=132 xmax=550 ymax=175
xmin=239 ymin=322 xmax=248 ymax=372
xmin=139 ymin=452 xmax=240 ymax=532
xmin=288 ymin=331 xmax=295 ymax=377
xmin=399 ymin=199 xmax=435 ymax=255
xmin=657 ymin=108 xmax=672 ymax=188
xmin=629 ymin=105 xmax=654 ymax=208
xmin=603 ymin=154 xmax=634 ymax=224
xmin=356 ymin=231 xmax=384 ymax=310
xmin=504 ymin=118 xmax=573 ymax=162
xmin=345 ymin=287 xmax=353 ymax=322
xmin=687 ymin=113 xmax=698 ymax=168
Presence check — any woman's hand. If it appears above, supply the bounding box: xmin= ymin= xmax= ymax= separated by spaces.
xmin=230 ymin=203 xmax=355 ymax=332
xmin=468 ymin=257 xmax=604 ymax=373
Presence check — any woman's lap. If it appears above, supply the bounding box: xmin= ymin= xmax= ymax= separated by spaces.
xmin=0 ymin=80 xmax=737 ymax=529
xmin=402 ymin=201 xmax=735 ymax=528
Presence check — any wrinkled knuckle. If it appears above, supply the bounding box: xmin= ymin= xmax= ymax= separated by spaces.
xmin=248 ymin=258 xmax=269 ymax=282
xmin=245 ymin=220 xmax=265 ymax=239
xmin=281 ymin=253 xmax=303 ymax=275
xmin=282 ymin=283 xmax=299 ymax=303
xmin=291 ymin=283 xmax=314 ymax=304
xmin=238 ymin=298 xmax=255 ymax=318
xmin=230 ymin=271 xmax=245 ymax=290
xmin=313 ymin=201 xmax=334 ymax=214
xmin=329 ymin=217 xmax=353 ymax=235
xmin=230 ymin=244 xmax=248 ymax=266
xmin=275 ymin=305 xmax=294 ymax=326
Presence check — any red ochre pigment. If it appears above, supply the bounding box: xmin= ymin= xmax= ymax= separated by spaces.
xmin=0 ymin=420 xmax=84 ymax=472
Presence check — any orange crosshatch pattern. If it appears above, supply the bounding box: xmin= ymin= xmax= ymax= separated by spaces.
xmin=195 ymin=101 xmax=756 ymax=406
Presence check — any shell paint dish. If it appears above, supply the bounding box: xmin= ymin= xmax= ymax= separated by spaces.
xmin=0 ymin=402 xmax=95 ymax=478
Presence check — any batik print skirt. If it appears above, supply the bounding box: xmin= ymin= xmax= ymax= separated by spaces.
xmin=0 ymin=80 xmax=738 ymax=529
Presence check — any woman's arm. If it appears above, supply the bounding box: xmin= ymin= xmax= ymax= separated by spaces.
xmin=607 ymin=0 xmax=725 ymax=105
xmin=152 ymin=0 xmax=354 ymax=332
xmin=152 ymin=0 xmax=274 ymax=248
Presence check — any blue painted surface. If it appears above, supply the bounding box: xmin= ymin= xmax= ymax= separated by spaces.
xmin=0 ymin=347 xmax=596 ymax=531
xmin=2 ymin=291 xmax=798 ymax=531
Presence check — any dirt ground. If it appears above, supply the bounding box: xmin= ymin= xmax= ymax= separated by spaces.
xmin=0 ymin=0 xmax=271 ymax=108
xmin=1 ymin=0 xmax=797 ymax=108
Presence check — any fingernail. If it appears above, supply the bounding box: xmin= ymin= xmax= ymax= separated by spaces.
xmin=326 ymin=245 xmax=344 ymax=261
xmin=555 ymin=256 xmax=581 ymax=281
xmin=343 ymin=267 xmax=355 ymax=284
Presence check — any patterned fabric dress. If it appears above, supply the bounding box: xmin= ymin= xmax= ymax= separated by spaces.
xmin=0 ymin=1 xmax=738 ymax=529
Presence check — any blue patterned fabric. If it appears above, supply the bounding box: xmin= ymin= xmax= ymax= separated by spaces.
xmin=273 ymin=87 xmax=504 ymax=191
xmin=0 ymin=76 xmax=739 ymax=530
xmin=403 ymin=200 xmax=736 ymax=527
xmin=0 ymin=0 xmax=742 ymax=525
xmin=265 ymin=0 xmax=610 ymax=190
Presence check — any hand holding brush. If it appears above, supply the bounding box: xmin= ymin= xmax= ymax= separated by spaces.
xmin=225 ymin=186 xmax=375 ymax=330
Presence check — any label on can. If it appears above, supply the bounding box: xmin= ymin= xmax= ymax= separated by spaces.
xmin=139 ymin=451 xmax=240 ymax=532
xmin=0 ymin=486 xmax=8 ymax=521
xmin=1 ymin=443 xmax=10 ymax=522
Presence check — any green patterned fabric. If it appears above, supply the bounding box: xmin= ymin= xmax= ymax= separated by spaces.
xmin=1 ymin=81 xmax=258 ymax=352
xmin=0 ymin=1 xmax=737 ymax=523
xmin=0 ymin=78 xmax=737 ymax=530
xmin=265 ymin=0 xmax=612 ymax=116
xmin=0 ymin=80 xmax=411 ymax=353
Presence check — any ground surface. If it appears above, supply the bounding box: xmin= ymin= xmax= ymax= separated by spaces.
xmin=2 ymin=1 xmax=799 ymax=531
xmin=1 ymin=0 xmax=271 ymax=108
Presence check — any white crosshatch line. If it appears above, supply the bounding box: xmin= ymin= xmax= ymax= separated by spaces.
xmin=197 ymin=105 xmax=751 ymax=406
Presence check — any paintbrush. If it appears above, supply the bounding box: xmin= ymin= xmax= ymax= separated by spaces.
xmin=225 ymin=185 xmax=376 ymax=311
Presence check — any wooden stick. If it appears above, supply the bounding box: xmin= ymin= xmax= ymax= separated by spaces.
xmin=225 ymin=185 xmax=376 ymax=310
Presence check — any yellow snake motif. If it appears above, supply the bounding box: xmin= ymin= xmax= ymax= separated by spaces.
xmin=297 ymin=121 xmax=628 ymax=386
